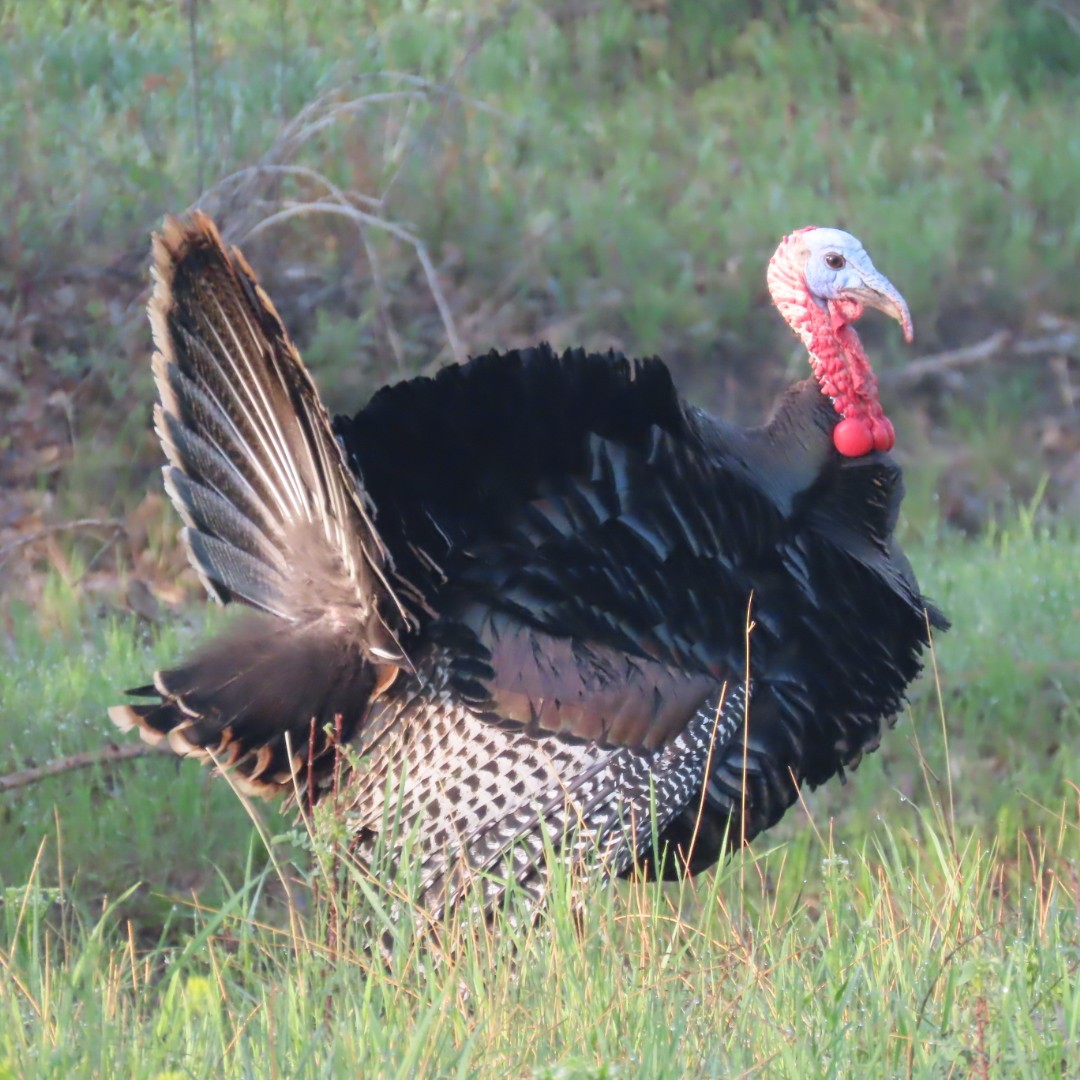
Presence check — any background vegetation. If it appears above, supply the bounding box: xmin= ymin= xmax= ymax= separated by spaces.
xmin=1 ymin=0 xmax=1078 ymax=1076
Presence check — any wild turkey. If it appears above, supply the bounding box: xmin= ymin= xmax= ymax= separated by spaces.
xmin=110 ymin=213 xmax=947 ymax=916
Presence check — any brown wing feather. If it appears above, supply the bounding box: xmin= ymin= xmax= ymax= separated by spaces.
xmin=478 ymin=616 xmax=717 ymax=751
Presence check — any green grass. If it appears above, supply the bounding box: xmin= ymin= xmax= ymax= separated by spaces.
xmin=0 ymin=590 xmax=288 ymax=935
xmin=2 ymin=2 xmax=1079 ymax=1074
xmin=1 ymin=518 xmax=1077 ymax=1076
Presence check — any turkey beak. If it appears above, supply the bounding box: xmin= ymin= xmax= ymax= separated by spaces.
xmin=848 ymin=269 xmax=914 ymax=344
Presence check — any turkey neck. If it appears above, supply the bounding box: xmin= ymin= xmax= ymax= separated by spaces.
xmin=751 ymin=380 xmax=838 ymax=506
xmin=684 ymin=380 xmax=835 ymax=519
xmin=766 ymin=238 xmax=889 ymax=442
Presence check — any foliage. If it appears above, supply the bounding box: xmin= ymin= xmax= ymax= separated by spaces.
xmin=2 ymin=0 xmax=1079 ymax=372
xmin=2 ymin=0 xmax=1077 ymax=534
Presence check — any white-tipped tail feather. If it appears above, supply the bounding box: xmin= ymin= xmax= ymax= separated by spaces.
xmin=148 ymin=212 xmax=410 ymax=650
xmin=110 ymin=213 xmax=412 ymax=797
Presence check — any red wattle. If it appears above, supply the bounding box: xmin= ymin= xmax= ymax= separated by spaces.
xmin=833 ymin=417 xmax=874 ymax=457
xmin=872 ymin=416 xmax=896 ymax=452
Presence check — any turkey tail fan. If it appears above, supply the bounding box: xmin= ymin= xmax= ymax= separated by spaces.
xmin=109 ymin=212 xmax=411 ymax=797
xmin=147 ymin=212 xmax=408 ymax=642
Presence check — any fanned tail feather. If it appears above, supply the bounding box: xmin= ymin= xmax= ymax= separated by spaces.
xmin=109 ymin=212 xmax=411 ymax=796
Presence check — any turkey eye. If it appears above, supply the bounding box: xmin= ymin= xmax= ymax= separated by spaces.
xmin=824 ymin=252 xmax=846 ymax=270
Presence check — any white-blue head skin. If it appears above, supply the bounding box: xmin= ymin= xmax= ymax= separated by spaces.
xmin=799 ymin=228 xmax=913 ymax=342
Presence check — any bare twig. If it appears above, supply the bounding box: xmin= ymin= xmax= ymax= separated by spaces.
xmin=0 ymin=518 xmax=126 ymax=569
xmin=94 ymin=73 xmax=506 ymax=351
xmin=884 ymin=331 xmax=1011 ymax=389
xmin=200 ymin=163 xmax=384 ymax=216
xmin=0 ymin=743 xmax=167 ymax=795
xmin=189 ymin=79 xmax=492 ymax=367
xmin=186 ymin=0 xmax=205 ymax=198
xmin=198 ymin=83 xmax=456 ymax=237
xmin=245 ymin=199 xmax=465 ymax=364
xmin=884 ymin=329 xmax=1078 ymax=390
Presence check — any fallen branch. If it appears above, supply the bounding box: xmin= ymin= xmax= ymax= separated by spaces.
xmin=884 ymin=331 xmax=1012 ymax=389
xmin=885 ymin=329 xmax=1078 ymax=390
xmin=0 ymin=742 xmax=167 ymax=795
